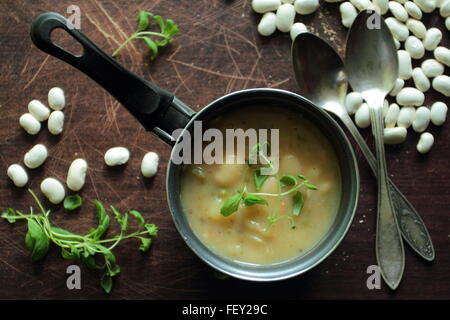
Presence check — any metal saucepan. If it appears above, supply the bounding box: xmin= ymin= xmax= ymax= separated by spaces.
xmin=30 ymin=12 xmax=359 ymax=280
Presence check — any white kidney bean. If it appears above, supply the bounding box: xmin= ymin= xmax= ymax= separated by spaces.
xmin=385 ymin=17 xmax=409 ymax=41
xmin=398 ymin=50 xmax=413 ymax=80
xmin=394 ymin=38 xmax=401 ymax=49
xmin=383 ymin=99 xmax=389 ymax=117
xmin=141 ymin=152 xmax=159 ymax=178
xmin=344 ymin=92 xmax=363 ymax=115
xmin=413 ymin=0 xmax=436 ymax=13
xmin=440 ymin=0 xmax=450 ymax=17
xmin=290 ymin=22 xmax=308 ymax=40
xmin=104 ymin=147 xmax=130 ymax=166
xmin=397 ymin=106 xmax=416 ymax=128
xmin=405 ymin=36 xmax=425 ymax=59
xmin=47 ymin=110 xmax=64 ymax=135
xmin=258 ymin=12 xmax=277 ymax=36
xmin=41 ymin=177 xmax=65 ymax=204
xmin=432 ymin=75 xmax=450 ymax=97
xmin=385 ymin=103 xmax=400 ymax=128
xmin=430 ymin=101 xmax=448 ymax=125
xmin=48 ymin=87 xmax=65 ymax=111
xmin=28 ymin=100 xmax=50 ymax=121
xmin=412 ymin=106 xmax=431 ymax=132
xmin=24 ymin=144 xmax=48 ymax=169
xmin=373 ymin=0 xmax=389 ymax=14
xmin=396 ymin=87 xmax=424 ymax=106
xmin=406 ymin=18 xmax=426 ymax=39
xmin=404 ymin=1 xmax=423 ymax=19
xmin=294 ymin=0 xmax=319 ymax=15
xmin=446 ymin=17 xmax=450 ymax=31
xmin=355 ymin=103 xmax=371 ymax=128
xmin=421 ymin=59 xmax=444 ymax=77
xmin=433 ymin=46 xmax=450 ymax=67
xmin=252 ymin=0 xmax=281 ymax=13
xmin=394 ymin=0 xmax=408 ymax=4
xmin=324 ymin=0 xmax=345 ymax=2
xmin=282 ymin=0 xmax=294 ymax=3
xmin=384 ymin=127 xmax=407 ymax=144
xmin=7 ymin=164 xmax=28 ymax=187
xmin=340 ymin=2 xmax=358 ymax=28
xmin=417 ymin=132 xmax=434 ymax=154
xmin=276 ymin=4 xmax=295 ymax=32
xmin=66 ymin=158 xmax=88 ymax=191
xmin=350 ymin=0 xmax=371 ymax=10
xmin=389 ymin=2 xmax=409 ymax=21
xmin=19 ymin=113 xmax=41 ymax=135
xmin=412 ymin=68 xmax=430 ymax=92
xmin=423 ymin=28 xmax=442 ymax=51
xmin=389 ymin=78 xmax=405 ymax=96
xmin=436 ymin=0 xmax=447 ymax=7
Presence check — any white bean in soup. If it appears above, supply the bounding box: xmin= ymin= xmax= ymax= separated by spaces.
xmin=180 ymin=108 xmax=341 ymax=264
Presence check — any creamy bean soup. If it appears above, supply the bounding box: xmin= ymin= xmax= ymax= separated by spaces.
xmin=180 ymin=107 xmax=341 ymax=264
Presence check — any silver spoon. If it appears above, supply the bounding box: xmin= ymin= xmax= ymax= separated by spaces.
xmin=345 ymin=10 xmax=404 ymax=290
xmin=291 ymin=33 xmax=434 ymax=263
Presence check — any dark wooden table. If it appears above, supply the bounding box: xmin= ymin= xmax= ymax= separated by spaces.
xmin=0 ymin=0 xmax=449 ymax=300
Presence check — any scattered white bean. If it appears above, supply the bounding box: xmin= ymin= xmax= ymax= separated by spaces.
xmin=385 ymin=17 xmax=409 ymax=41
xmin=294 ymin=0 xmax=319 ymax=15
xmin=104 ymin=147 xmax=130 ymax=166
xmin=394 ymin=38 xmax=401 ymax=49
xmin=344 ymin=92 xmax=363 ymax=115
xmin=19 ymin=113 xmax=41 ymax=135
xmin=446 ymin=17 xmax=450 ymax=31
xmin=258 ymin=12 xmax=277 ymax=36
xmin=290 ymin=22 xmax=308 ymax=40
xmin=282 ymin=0 xmax=294 ymax=3
xmin=412 ymin=68 xmax=430 ymax=92
xmin=396 ymin=87 xmax=425 ymax=106
xmin=340 ymin=2 xmax=358 ymax=28
xmin=394 ymin=0 xmax=408 ymax=4
xmin=417 ymin=132 xmax=434 ymax=154
xmin=404 ymin=1 xmax=423 ymax=19
xmin=383 ymin=99 xmax=389 ymax=117
xmin=397 ymin=106 xmax=416 ymax=128
xmin=389 ymin=78 xmax=405 ymax=96
xmin=28 ymin=100 xmax=50 ymax=121
xmin=433 ymin=46 xmax=450 ymax=67
xmin=430 ymin=101 xmax=448 ymax=125
xmin=67 ymin=158 xmax=88 ymax=191
xmin=276 ymin=3 xmax=295 ymax=32
xmin=398 ymin=50 xmax=413 ymax=80
xmin=440 ymin=0 xmax=450 ymax=17
xmin=48 ymin=87 xmax=65 ymax=110
xmin=350 ymin=0 xmax=371 ymax=10
xmin=413 ymin=0 xmax=436 ymax=13
xmin=324 ymin=0 xmax=345 ymax=2
xmin=373 ymin=0 xmax=389 ymax=14
xmin=141 ymin=152 xmax=159 ymax=178
xmin=385 ymin=103 xmax=400 ymax=128
xmin=405 ymin=36 xmax=425 ymax=59
xmin=24 ymin=144 xmax=48 ymax=169
xmin=412 ymin=106 xmax=431 ymax=132
xmin=436 ymin=0 xmax=447 ymax=7
xmin=389 ymin=2 xmax=409 ymax=21
xmin=7 ymin=164 xmax=28 ymax=187
xmin=423 ymin=28 xmax=442 ymax=51
xmin=252 ymin=0 xmax=281 ymax=13
xmin=406 ymin=18 xmax=426 ymax=39
xmin=40 ymin=177 xmax=65 ymax=204
xmin=384 ymin=127 xmax=407 ymax=144
xmin=355 ymin=103 xmax=371 ymax=128
xmin=432 ymin=75 xmax=450 ymax=96
xmin=47 ymin=110 xmax=64 ymax=135
xmin=421 ymin=59 xmax=444 ymax=77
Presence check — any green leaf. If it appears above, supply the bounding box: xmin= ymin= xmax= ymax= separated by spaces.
xmin=1 ymin=208 xmax=17 ymax=223
xmin=220 ymin=192 xmax=242 ymax=216
xmin=304 ymin=182 xmax=318 ymax=190
xmin=297 ymin=174 xmax=307 ymax=180
xmin=24 ymin=231 xmax=35 ymax=252
xmin=136 ymin=11 xmax=150 ymax=32
xmin=120 ymin=213 xmax=128 ymax=232
xmin=100 ymin=273 xmax=113 ymax=294
xmin=280 ymin=175 xmax=297 ymax=187
xmin=292 ymin=191 xmax=304 ymax=216
xmin=145 ymin=223 xmax=158 ymax=236
xmin=92 ymin=200 xmax=110 ymax=240
xmin=141 ymin=36 xmax=159 ymax=60
xmin=243 ymin=194 xmax=268 ymax=206
xmin=61 ymin=244 xmax=80 ymax=261
xmin=138 ymin=237 xmax=152 ymax=252
xmin=27 ymin=219 xmax=49 ymax=261
xmin=253 ymin=168 xmax=269 ymax=191
xmin=82 ymin=254 xmax=103 ymax=270
xmin=63 ymin=194 xmax=82 ymax=211
xmin=129 ymin=210 xmax=145 ymax=227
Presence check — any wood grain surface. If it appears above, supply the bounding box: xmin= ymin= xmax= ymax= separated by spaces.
xmin=0 ymin=0 xmax=449 ymax=300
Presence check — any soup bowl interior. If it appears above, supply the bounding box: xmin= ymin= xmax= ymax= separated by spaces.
xmin=166 ymin=88 xmax=359 ymax=281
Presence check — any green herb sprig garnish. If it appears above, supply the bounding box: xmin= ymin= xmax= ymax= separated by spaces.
xmin=220 ymin=144 xmax=318 ymax=230
xmin=1 ymin=190 xmax=157 ymax=294
xmin=113 ymin=11 xmax=179 ymax=60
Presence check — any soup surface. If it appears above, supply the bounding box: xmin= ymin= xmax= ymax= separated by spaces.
xmin=180 ymin=107 xmax=341 ymax=264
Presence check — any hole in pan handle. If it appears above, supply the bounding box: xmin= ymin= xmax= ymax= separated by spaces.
xmin=30 ymin=11 xmax=195 ymax=145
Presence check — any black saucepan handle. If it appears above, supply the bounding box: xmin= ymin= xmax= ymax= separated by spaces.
xmin=30 ymin=12 xmax=194 ymax=145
